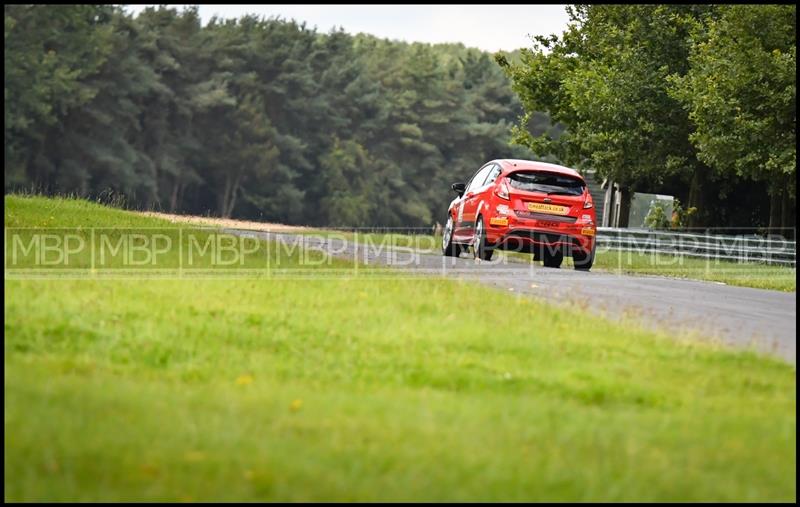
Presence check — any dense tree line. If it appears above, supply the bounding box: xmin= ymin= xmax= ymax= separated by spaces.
xmin=499 ymin=5 xmax=796 ymax=231
xmin=5 ymin=4 xmax=535 ymax=227
xmin=6 ymin=5 xmax=795 ymax=231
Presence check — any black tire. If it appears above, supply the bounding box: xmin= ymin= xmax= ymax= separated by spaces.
xmin=572 ymin=243 xmax=595 ymax=271
xmin=442 ymin=215 xmax=462 ymax=257
xmin=473 ymin=216 xmax=494 ymax=261
xmin=542 ymin=247 xmax=563 ymax=268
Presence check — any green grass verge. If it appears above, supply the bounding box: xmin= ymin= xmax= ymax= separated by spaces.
xmin=4 ymin=195 xmax=342 ymax=274
xmin=589 ymin=249 xmax=795 ymax=291
xmin=4 ymin=195 xmax=796 ymax=501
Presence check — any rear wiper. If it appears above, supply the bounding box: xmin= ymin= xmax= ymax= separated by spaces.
xmin=546 ymin=191 xmax=579 ymax=196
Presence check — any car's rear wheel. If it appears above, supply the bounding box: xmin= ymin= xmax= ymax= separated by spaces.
xmin=442 ymin=215 xmax=462 ymax=257
xmin=473 ymin=217 xmax=494 ymax=261
xmin=542 ymin=247 xmax=563 ymax=268
xmin=572 ymin=243 xmax=595 ymax=271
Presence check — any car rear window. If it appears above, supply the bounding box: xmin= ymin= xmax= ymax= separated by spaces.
xmin=507 ymin=171 xmax=585 ymax=196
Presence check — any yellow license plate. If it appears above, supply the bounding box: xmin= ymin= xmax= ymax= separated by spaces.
xmin=526 ymin=202 xmax=570 ymax=215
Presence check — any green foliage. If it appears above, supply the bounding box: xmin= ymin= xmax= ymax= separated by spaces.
xmin=644 ymin=198 xmax=697 ymax=230
xmin=499 ymin=5 xmax=796 ymax=230
xmin=669 ymin=5 xmax=796 ymax=199
xmin=9 ymin=5 xmax=794 ymax=230
xmin=4 ymin=5 xmax=539 ymax=226
xmin=500 ymin=6 xmax=708 ymax=189
xmin=5 ymin=5 xmax=116 ymax=186
xmin=644 ymin=200 xmax=671 ymax=230
xmin=670 ymin=198 xmax=697 ymax=229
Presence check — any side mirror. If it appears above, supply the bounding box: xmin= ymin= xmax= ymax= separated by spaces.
xmin=451 ymin=182 xmax=466 ymax=196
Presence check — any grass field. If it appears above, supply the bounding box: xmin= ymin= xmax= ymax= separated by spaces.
xmin=4 ymin=195 xmax=797 ymax=501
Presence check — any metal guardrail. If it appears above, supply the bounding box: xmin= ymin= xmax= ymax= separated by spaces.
xmin=344 ymin=226 xmax=796 ymax=266
xmin=596 ymin=227 xmax=796 ymax=266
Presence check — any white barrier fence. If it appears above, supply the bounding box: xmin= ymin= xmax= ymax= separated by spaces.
xmin=596 ymin=228 xmax=796 ymax=266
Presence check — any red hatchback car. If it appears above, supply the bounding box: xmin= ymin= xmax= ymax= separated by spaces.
xmin=441 ymin=159 xmax=596 ymax=270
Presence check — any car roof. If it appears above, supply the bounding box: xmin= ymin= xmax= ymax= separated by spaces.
xmin=494 ymin=159 xmax=583 ymax=179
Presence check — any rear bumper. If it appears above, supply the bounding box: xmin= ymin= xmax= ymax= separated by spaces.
xmin=497 ymin=229 xmax=594 ymax=253
xmin=485 ymin=217 xmax=595 ymax=253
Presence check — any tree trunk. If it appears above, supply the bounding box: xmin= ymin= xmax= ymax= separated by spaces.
xmin=177 ymin=183 xmax=186 ymax=214
xmin=768 ymin=189 xmax=781 ymax=233
xmin=29 ymin=134 xmax=49 ymax=193
xmin=169 ymin=179 xmax=181 ymax=213
xmin=780 ymin=184 xmax=794 ymax=239
xmin=225 ymin=173 xmax=242 ymax=218
xmin=686 ymin=170 xmax=705 ymax=229
xmin=219 ymin=175 xmax=232 ymax=218
xmin=617 ymin=186 xmax=632 ymax=228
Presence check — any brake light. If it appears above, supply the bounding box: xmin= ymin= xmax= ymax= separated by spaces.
xmin=583 ymin=199 xmax=593 ymax=209
xmin=495 ymin=178 xmax=510 ymax=200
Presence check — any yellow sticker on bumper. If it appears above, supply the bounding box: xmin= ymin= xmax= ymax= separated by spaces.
xmin=490 ymin=217 xmax=509 ymax=226
xmin=526 ymin=202 xmax=570 ymax=215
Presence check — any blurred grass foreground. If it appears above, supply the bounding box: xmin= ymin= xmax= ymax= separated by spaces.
xmin=3 ymin=195 xmax=797 ymax=501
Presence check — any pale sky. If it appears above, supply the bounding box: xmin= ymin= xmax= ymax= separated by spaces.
xmin=122 ymin=4 xmax=571 ymax=52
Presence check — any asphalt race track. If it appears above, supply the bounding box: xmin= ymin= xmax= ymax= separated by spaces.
xmin=231 ymin=229 xmax=797 ymax=364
